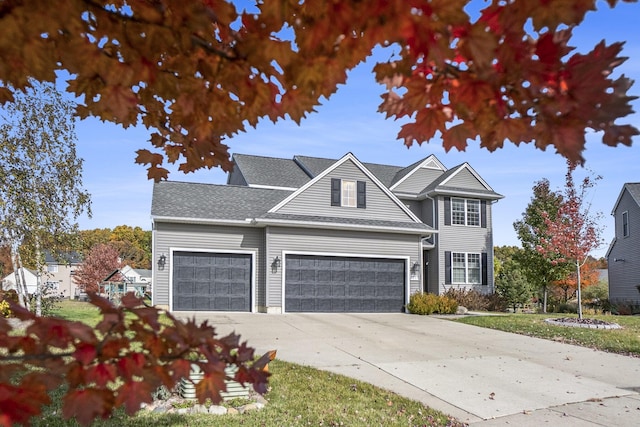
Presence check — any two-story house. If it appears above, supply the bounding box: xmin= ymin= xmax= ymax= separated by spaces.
xmin=44 ymin=252 xmax=82 ymax=299
xmin=151 ymin=152 xmax=503 ymax=313
xmin=606 ymin=183 xmax=640 ymax=304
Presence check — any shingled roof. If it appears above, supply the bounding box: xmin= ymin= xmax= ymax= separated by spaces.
xmin=232 ymin=154 xmax=312 ymax=189
xmin=151 ymin=181 xmax=292 ymax=222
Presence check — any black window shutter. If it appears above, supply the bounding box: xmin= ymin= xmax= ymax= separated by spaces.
xmin=331 ymin=178 xmax=341 ymax=206
xmin=481 ymin=252 xmax=488 ymax=286
xmin=481 ymin=200 xmax=487 ymax=228
xmin=357 ymin=181 xmax=366 ymax=208
xmin=444 ymin=197 xmax=451 ymax=226
xmin=444 ymin=251 xmax=451 ymax=284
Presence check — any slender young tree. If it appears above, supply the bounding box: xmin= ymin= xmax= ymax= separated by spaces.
xmin=536 ymin=162 xmax=604 ymax=319
xmin=0 ymin=81 xmax=91 ymax=315
xmin=513 ymin=179 xmax=571 ymax=312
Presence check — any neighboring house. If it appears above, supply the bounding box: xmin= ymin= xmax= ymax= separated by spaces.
xmin=1 ymin=268 xmax=38 ymax=294
xmin=606 ymin=183 xmax=640 ymax=304
xmin=100 ymin=265 xmax=152 ymax=299
xmin=151 ymin=152 xmax=503 ymax=313
xmin=44 ymin=252 xmax=82 ymax=299
xmin=120 ymin=265 xmax=152 ymax=295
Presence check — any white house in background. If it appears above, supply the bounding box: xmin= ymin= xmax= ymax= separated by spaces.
xmin=1 ymin=268 xmax=38 ymax=294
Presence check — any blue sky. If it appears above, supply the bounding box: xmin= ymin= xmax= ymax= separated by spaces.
xmin=73 ymin=2 xmax=640 ymax=258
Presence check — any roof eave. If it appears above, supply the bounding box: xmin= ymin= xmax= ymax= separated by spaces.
xmin=254 ymin=218 xmax=436 ymax=235
xmin=151 ymin=216 xmax=258 ymax=227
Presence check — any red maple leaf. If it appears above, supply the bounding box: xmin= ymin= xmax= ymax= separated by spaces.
xmin=62 ymin=389 xmax=114 ymax=427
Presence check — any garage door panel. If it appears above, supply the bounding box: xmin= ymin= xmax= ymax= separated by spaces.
xmin=285 ymin=255 xmax=405 ymax=313
xmin=173 ymin=252 xmax=251 ymax=311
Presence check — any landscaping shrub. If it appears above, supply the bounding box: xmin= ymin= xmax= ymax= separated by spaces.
xmin=0 ymin=290 xmax=18 ymax=318
xmin=407 ymin=292 xmax=458 ymax=315
xmin=612 ymin=301 xmax=640 ymax=315
xmin=442 ymin=288 xmax=508 ymax=312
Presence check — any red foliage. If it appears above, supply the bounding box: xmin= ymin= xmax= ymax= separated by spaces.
xmin=0 ymin=1 xmax=637 ymax=180
xmin=0 ymin=294 xmax=270 ymax=426
xmin=73 ymin=243 xmax=122 ymax=292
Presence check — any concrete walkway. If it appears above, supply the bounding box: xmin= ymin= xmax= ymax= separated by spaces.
xmin=175 ymin=312 xmax=640 ymax=426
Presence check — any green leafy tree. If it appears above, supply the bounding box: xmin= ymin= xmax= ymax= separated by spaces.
xmin=109 ymin=226 xmax=151 ymax=269
xmin=494 ymin=246 xmax=533 ymax=312
xmin=0 ymin=81 xmax=91 ymax=315
xmin=513 ymin=179 xmax=571 ymax=312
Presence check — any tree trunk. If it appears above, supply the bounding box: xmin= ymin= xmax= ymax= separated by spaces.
xmin=576 ymin=260 xmax=583 ymax=320
xmin=542 ymin=285 xmax=548 ymax=313
xmin=34 ymin=241 xmax=42 ymax=316
xmin=10 ymin=250 xmax=27 ymax=308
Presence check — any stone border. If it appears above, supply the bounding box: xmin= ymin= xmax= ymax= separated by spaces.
xmin=544 ymin=318 xmax=622 ymax=329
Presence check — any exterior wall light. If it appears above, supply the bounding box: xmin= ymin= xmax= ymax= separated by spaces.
xmin=271 ymin=256 xmax=281 ymax=273
xmin=158 ymin=254 xmax=167 ymax=270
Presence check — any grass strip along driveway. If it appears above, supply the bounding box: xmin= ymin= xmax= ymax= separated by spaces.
xmin=34 ymin=301 xmax=464 ymax=427
xmin=453 ymin=313 xmax=640 ymax=357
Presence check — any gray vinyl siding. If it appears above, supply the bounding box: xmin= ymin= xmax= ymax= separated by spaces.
xmin=403 ymin=199 xmax=422 ymax=219
xmin=435 ymin=196 xmax=494 ymax=294
xmin=446 ymin=168 xmax=487 ymax=190
xmin=227 ymin=168 xmax=248 ymax=186
xmin=422 ymin=198 xmax=435 ymax=227
xmin=393 ymin=168 xmax=443 ymax=194
xmin=265 ymin=226 xmax=421 ymax=308
xmin=153 ymin=222 xmax=265 ymax=309
xmin=608 ymin=190 xmax=640 ymax=303
xmin=276 ymin=159 xmax=416 ymax=222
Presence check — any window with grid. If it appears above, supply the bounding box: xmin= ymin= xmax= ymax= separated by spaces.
xmin=452 ymin=252 xmax=481 ymax=284
xmin=341 ymin=180 xmax=356 ymax=207
xmin=451 ymin=198 xmax=480 ymax=226
xmin=452 ymin=253 xmax=467 ymax=283
xmin=451 ymin=198 xmax=466 ymax=225
xmin=467 ymin=253 xmax=481 ymax=283
xmin=466 ymin=200 xmax=480 ymax=226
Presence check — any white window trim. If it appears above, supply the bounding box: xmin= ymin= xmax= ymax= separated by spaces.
xmin=452 ymin=252 xmax=482 ymax=284
xmin=622 ymin=211 xmax=629 ymax=237
xmin=451 ymin=198 xmax=481 ymax=227
xmin=341 ymin=179 xmax=357 ymax=208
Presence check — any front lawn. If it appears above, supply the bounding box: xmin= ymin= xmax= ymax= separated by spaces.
xmin=453 ymin=313 xmax=640 ymax=357
xmin=31 ymin=300 xmax=464 ymax=427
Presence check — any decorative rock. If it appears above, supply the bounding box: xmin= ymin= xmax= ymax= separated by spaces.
xmin=191 ymin=404 xmax=209 ymax=414
xmin=152 ymin=406 xmax=168 ymax=414
xmin=456 ymin=306 xmax=469 ymax=315
xmin=227 ymin=407 xmax=239 ymax=415
xmin=176 ymin=408 xmax=189 ymax=415
xmin=208 ymin=405 xmax=228 ymax=415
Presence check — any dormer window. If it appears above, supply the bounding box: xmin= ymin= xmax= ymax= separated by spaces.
xmin=331 ymin=178 xmax=366 ymax=208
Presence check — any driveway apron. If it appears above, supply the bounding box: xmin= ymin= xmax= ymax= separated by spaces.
xmin=175 ymin=312 xmax=640 ymax=426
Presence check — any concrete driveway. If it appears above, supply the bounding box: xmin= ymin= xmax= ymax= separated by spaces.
xmin=175 ymin=312 xmax=640 ymax=426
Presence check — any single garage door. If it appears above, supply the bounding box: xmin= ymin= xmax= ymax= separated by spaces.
xmin=285 ymin=254 xmax=405 ymax=313
xmin=173 ymin=251 xmax=251 ymax=311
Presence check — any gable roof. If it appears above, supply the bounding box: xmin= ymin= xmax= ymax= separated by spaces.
xmin=269 ymin=152 xmax=423 ymax=224
xmin=231 ymin=154 xmax=311 ymax=189
xmin=421 ymin=163 xmax=503 ymax=200
xmin=151 ymin=181 xmax=292 ymax=224
xmin=611 ymin=182 xmax=640 ymax=214
xmin=294 ymin=155 xmax=403 ymax=187
xmin=389 ymin=155 xmax=446 ymax=190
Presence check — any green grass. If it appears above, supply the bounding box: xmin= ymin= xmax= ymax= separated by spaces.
xmin=453 ymin=313 xmax=640 ymax=357
xmin=29 ymin=301 xmax=465 ymax=427
xmin=51 ymin=299 xmax=102 ymax=326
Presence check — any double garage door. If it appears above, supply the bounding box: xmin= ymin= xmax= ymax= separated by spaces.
xmin=173 ymin=251 xmax=251 ymax=311
xmin=285 ymin=254 xmax=406 ymax=313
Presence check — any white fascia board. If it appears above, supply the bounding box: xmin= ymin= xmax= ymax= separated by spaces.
xmin=269 ymin=152 xmax=423 ymax=224
xmin=254 ymin=217 xmax=436 ymax=235
xmin=248 ymin=184 xmax=299 ymax=191
xmin=425 ymin=188 xmax=504 ymax=200
xmin=389 ymin=155 xmax=446 ymax=191
xmin=151 ymin=216 xmax=258 ymax=227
